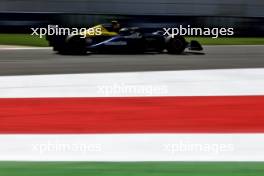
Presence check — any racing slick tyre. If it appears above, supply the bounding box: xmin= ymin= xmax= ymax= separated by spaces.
xmin=166 ymin=36 xmax=187 ymax=54
xmin=58 ymin=35 xmax=87 ymax=55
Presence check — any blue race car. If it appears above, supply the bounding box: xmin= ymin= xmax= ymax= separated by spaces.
xmin=47 ymin=23 xmax=203 ymax=55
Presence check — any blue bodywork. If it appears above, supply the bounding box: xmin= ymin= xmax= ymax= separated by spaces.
xmin=86 ymin=30 xmax=166 ymax=53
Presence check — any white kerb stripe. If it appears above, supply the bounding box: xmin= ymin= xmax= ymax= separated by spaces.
xmin=0 ymin=134 xmax=264 ymax=161
xmin=0 ymin=68 xmax=264 ymax=98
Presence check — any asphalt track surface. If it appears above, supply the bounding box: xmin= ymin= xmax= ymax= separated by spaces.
xmin=0 ymin=45 xmax=263 ymax=76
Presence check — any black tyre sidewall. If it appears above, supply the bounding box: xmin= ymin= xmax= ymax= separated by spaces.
xmin=166 ymin=36 xmax=186 ymax=54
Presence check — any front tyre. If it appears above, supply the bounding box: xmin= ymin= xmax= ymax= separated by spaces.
xmin=166 ymin=36 xmax=187 ymax=54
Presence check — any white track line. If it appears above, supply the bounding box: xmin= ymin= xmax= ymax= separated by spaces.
xmin=0 ymin=134 xmax=264 ymax=161
xmin=0 ymin=68 xmax=264 ymax=98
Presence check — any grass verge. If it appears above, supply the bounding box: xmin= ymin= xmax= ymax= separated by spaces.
xmin=0 ymin=162 xmax=264 ymax=176
xmin=186 ymin=37 xmax=264 ymax=45
xmin=0 ymin=34 xmax=49 ymax=47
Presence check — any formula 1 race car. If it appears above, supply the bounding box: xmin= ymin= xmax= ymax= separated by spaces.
xmin=46 ymin=23 xmax=203 ymax=55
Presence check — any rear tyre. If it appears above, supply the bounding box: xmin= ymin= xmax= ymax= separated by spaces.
xmin=166 ymin=36 xmax=187 ymax=54
xmin=58 ymin=35 xmax=87 ymax=55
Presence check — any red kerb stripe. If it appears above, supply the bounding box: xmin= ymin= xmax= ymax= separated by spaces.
xmin=0 ymin=96 xmax=264 ymax=133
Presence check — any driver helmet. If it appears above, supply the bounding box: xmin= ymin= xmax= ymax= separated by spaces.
xmin=111 ymin=20 xmax=121 ymax=32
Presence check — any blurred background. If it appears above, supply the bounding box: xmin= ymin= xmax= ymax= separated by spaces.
xmin=0 ymin=0 xmax=264 ymax=36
